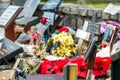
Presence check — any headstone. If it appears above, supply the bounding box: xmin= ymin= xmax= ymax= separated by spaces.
xmin=42 ymin=0 xmax=62 ymax=12
xmin=0 ymin=0 xmax=10 ymax=16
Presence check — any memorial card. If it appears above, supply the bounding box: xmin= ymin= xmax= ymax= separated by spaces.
xmin=103 ymin=3 xmax=119 ymax=15
xmin=102 ymin=25 xmax=117 ymax=46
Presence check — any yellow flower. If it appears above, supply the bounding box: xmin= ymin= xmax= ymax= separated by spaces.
xmin=61 ymin=32 xmax=67 ymax=37
xmin=71 ymin=47 xmax=76 ymax=53
xmin=53 ymin=35 xmax=60 ymax=41
xmin=59 ymin=51 xmax=64 ymax=57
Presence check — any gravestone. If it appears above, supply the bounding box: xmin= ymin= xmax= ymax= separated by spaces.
xmin=0 ymin=5 xmax=23 ymax=41
xmin=0 ymin=0 xmax=10 ymax=16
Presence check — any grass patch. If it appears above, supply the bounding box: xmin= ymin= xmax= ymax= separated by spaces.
xmin=41 ymin=0 xmax=120 ymax=8
xmin=87 ymin=2 xmax=120 ymax=8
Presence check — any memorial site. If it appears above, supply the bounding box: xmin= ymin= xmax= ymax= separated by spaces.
xmin=0 ymin=0 xmax=120 ymax=80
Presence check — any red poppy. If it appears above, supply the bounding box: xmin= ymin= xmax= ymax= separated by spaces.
xmin=93 ymin=57 xmax=111 ymax=77
xmin=40 ymin=59 xmax=55 ymax=74
xmin=71 ymin=58 xmax=88 ymax=78
xmin=40 ymin=17 xmax=48 ymax=24
xmin=58 ymin=27 xmax=69 ymax=32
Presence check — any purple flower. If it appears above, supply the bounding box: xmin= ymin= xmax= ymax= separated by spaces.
xmin=100 ymin=22 xmax=107 ymax=34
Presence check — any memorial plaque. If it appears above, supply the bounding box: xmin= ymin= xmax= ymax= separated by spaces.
xmin=0 ymin=6 xmax=19 ymax=27
xmin=42 ymin=0 xmax=62 ymax=11
xmin=87 ymin=21 xmax=100 ymax=35
xmin=0 ymin=5 xmax=23 ymax=29
xmin=18 ymin=0 xmax=40 ymax=18
xmin=0 ymin=38 xmax=23 ymax=64
xmin=0 ymin=0 xmax=10 ymax=16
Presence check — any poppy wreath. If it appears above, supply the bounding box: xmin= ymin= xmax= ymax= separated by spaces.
xmin=40 ymin=57 xmax=111 ymax=78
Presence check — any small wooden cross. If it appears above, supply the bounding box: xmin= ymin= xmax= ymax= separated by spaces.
xmin=76 ymin=21 xmax=91 ymax=56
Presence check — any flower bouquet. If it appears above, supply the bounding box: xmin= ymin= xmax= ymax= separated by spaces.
xmin=46 ymin=27 xmax=76 ymax=57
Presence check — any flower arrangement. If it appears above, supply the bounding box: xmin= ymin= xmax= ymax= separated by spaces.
xmin=46 ymin=31 xmax=76 ymax=57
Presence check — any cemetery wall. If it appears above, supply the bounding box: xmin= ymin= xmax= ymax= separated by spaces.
xmin=35 ymin=3 xmax=120 ymax=29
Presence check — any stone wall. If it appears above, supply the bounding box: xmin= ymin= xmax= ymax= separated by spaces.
xmin=35 ymin=3 xmax=120 ymax=29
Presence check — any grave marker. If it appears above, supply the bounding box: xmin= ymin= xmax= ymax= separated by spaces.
xmin=76 ymin=21 xmax=91 ymax=56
